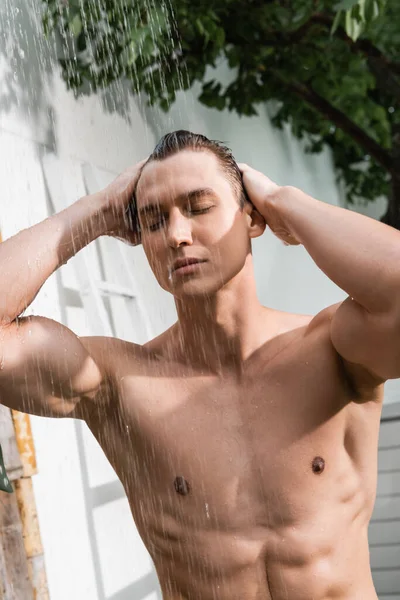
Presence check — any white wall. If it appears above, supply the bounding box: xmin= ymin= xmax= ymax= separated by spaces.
xmin=0 ymin=3 xmax=164 ymax=599
xmin=0 ymin=2 xmax=399 ymax=600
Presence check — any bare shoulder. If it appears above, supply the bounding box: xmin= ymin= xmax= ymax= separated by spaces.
xmin=271 ymin=307 xmax=315 ymax=338
xmin=304 ymin=302 xmax=342 ymax=333
xmin=302 ymin=303 xmax=384 ymax=400
xmin=79 ymin=334 xmax=160 ymax=379
xmin=80 ymin=334 xmax=145 ymax=365
xmin=79 ymin=335 xmax=158 ymax=418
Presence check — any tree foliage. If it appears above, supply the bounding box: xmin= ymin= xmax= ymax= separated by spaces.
xmin=41 ymin=0 xmax=400 ymax=225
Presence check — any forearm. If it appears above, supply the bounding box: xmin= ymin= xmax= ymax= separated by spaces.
xmin=274 ymin=186 xmax=400 ymax=314
xmin=0 ymin=192 xmax=110 ymax=325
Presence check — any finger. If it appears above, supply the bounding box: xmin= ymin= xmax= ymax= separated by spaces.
xmin=136 ymin=157 xmax=149 ymax=170
xmin=126 ymin=231 xmax=141 ymax=246
xmin=114 ymin=229 xmax=141 ymax=246
xmin=121 ymin=157 xmax=148 ymax=179
xmin=237 ymin=163 xmax=250 ymax=173
xmin=116 ymin=159 xmax=148 ymax=198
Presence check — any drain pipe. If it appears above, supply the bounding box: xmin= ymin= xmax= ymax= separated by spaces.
xmin=12 ymin=411 xmax=49 ymax=600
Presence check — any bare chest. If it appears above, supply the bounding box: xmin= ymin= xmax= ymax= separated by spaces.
xmin=91 ymin=334 xmax=378 ymax=536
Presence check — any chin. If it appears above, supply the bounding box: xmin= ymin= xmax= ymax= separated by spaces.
xmin=169 ymin=276 xmax=224 ymax=299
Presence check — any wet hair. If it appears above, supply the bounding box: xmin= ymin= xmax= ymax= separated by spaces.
xmin=128 ymin=130 xmax=247 ymax=233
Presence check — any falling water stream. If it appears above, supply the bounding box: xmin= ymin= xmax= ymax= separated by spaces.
xmin=1 ymin=2 xmax=394 ymax=600
xmin=0 ymin=2 xmax=226 ymax=599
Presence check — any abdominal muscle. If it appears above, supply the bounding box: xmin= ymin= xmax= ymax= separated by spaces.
xmin=129 ymin=489 xmax=377 ymax=600
xmin=97 ymin=386 xmax=381 ymax=599
xmin=120 ymin=411 xmax=379 ymax=600
xmin=151 ymin=529 xmax=376 ymax=600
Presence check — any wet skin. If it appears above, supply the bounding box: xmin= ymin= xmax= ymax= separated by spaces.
xmin=81 ymin=151 xmax=383 ymax=599
xmin=0 ymin=147 xmax=394 ymax=599
xmin=85 ymin=308 xmax=382 ymax=600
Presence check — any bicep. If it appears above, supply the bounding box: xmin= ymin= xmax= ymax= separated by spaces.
xmin=0 ymin=316 xmax=107 ymax=419
xmin=330 ymin=296 xmax=400 ymax=382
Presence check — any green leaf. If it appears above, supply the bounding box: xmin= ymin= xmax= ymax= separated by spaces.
xmin=365 ymin=0 xmax=386 ymax=22
xmin=358 ymin=0 xmax=367 ymax=21
xmin=345 ymin=9 xmax=364 ymax=40
xmin=365 ymin=0 xmax=375 ymax=21
xmin=195 ymin=18 xmax=205 ymax=36
xmin=43 ymin=13 xmax=51 ymax=37
xmin=215 ymin=27 xmax=225 ymax=48
xmin=331 ymin=10 xmax=343 ymax=35
xmin=335 ymin=0 xmax=360 ymax=10
xmin=69 ymin=13 xmax=82 ymax=37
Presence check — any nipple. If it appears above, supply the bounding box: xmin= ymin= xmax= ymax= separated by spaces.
xmin=174 ymin=476 xmax=190 ymax=495
xmin=312 ymin=456 xmax=325 ymax=474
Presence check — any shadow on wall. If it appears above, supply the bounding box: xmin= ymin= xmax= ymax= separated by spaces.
xmin=0 ymin=0 xmax=144 ymax=155
xmin=0 ymin=0 xmax=235 ymax=177
xmin=0 ymin=0 xmax=57 ymax=150
xmin=0 ymin=2 xmax=163 ymax=599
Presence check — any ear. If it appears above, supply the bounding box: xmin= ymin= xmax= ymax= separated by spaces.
xmin=244 ymin=202 xmax=266 ymax=239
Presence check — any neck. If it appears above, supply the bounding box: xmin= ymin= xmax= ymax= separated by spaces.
xmin=173 ymin=257 xmax=272 ymax=374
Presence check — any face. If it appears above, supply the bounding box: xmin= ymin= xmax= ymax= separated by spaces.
xmin=135 ymin=150 xmax=260 ymax=298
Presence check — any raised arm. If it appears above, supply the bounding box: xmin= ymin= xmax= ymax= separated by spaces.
xmin=240 ymin=163 xmax=400 ymax=385
xmin=0 ymin=160 xmax=145 ymax=418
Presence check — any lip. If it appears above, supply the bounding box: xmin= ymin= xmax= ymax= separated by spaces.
xmin=171 ymin=258 xmax=207 ymax=276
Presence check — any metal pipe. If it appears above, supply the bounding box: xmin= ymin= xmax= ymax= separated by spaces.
xmin=12 ymin=411 xmax=49 ymax=600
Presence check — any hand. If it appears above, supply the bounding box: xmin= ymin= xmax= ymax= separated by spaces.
xmin=238 ymin=163 xmax=301 ymax=246
xmin=99 ymin=158 xmax=148 ymax=245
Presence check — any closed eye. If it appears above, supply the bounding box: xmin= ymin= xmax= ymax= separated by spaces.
xmin=146 ymin=206 xmax=214 ymax=232
xmin=187 ymin=205 xmax=214 ymax=215
xmin=147 ymin=215 xmax=167 ymax=231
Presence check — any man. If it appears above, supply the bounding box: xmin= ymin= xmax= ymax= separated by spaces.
xmin=0 ymin=129 xmax=399 ymax=599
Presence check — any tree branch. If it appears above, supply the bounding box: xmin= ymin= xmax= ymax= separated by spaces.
xmin=273 ymin=74 xmax=393 ymax=173
xmin=367 ymin=57 xmax=400 ymax=104
xmin=286 ymin=11 xmax=400 ymax=101
xmin=308 ymin=13 xmax=400 ymax=76
xmin=237 ymin=13 xmax=400 ymax=102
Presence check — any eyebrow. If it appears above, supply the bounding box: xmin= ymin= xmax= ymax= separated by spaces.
xmin=138 ymin=187 xmax=216 ymax=217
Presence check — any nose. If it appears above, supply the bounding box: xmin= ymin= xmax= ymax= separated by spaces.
xmin=166 ymin=209 xmax=193 ymax=248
